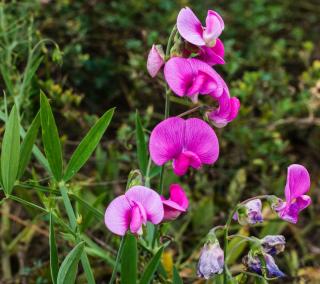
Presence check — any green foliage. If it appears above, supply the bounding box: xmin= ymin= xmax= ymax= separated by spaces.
xmin=121 ymin=234 xmax=137 ymax=284
xmin=49 ymin=213 xmax=59 ymax=284
xmin=140 ymin=246 xmax=164 ymax=284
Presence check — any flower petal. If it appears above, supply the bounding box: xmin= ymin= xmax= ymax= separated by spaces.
xmin=285 ymin=164 xmax=310 ymax=203
xmin=279 ymin=195 xmax=311 ymax=223
xmin=149 ymin=117 xmax=185 ymax=165
xmin=169 ymin=184 xmax=189 ymax=209
xmin=203 ymin=10 xmax=224 ymax=46
xmin=198 ymin=39 xmax=225 ymax=65
xmin=184 ymin=118 xmax=219 ymax=164
xmin=125 ymin=186 xmax=164 ymax=224
xmin=265 ymin=254 xmax=286 ymax=278
xmin=147 ymin=44 xmax=165 ymax=77
xmin=177 ymin=7 xmax=205 ymax=46
xmin=129 ymin=205 xmax=144 ymax=234
xmin=105 ymin=195 xmax=131 ymax=236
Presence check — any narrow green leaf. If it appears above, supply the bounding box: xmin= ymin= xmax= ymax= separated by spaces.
xmin=172 ymin=266 xmax=183 ymax=284
xmin=135 ymin=111 xmax=148 ymax=175
xmin=17 ymin=112 xmax=40 ymax=179
xmin=140 ymin=246 xmax=164 ymax=284
xmin=63 ymin=108 xmax=115 ymax=181
xmin=40 ymin=91 xmax=63 ymax=181
xmin=1 ymin=105 xmax=20 ymax=194
xmin=121 ymin=234 xmax=137 ymax=284
xmin=50 ymin=213 xmax=59 ymax=284
xmin=57 ymin=242 xmax=84 ymax=284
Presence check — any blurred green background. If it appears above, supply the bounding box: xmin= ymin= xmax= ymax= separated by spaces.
xmin=0 ymin=0 xmax=319 ymax=283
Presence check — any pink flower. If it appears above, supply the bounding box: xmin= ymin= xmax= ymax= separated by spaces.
xmin=177 ymin=7 xmax=224 ymax=47
xmin=149 ymin=117 xmax=219 ymax=176
xmin=164 ymin=57 xmax=224 ymax=102
xmin=207 ymin=82 xmax=240 ymax=128
xmin=161 ymin=184 xmax=189 ymax=221
xmin=274 ymin=164 xmax=311 ymax=223
xmin=147 ymin=44 xmax=165 ymax=77
xmin=104 ymin=186 xmax=164 ymax=236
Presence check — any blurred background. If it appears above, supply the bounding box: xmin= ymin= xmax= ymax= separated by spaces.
xmin=0 ymin=0 xmax=319 ymax=283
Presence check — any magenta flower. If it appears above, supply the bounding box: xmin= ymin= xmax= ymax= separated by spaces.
xmin=147 ymin=44 xmax=165 ymax=78
xmin=207 ymin=82 xmax=240 ymax=128
xmin=164 ymin=57 xmax=224 ymax=101
xmin=274 ymin=164 xmax=311 ymax=223
xmin=177 ymin=7 xmax=224 ymax=47
xmin=197 ymin=39 xmax=225 ymax=65
xmin=104 ymin=186 xmax=164 ymax=236
xmin=149 ymin=117 xmax=219 ymax=176
xmin=161 ymin=184 xmax=189 ymax=221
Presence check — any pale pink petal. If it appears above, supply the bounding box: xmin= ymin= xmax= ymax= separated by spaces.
xmin=164 ymin=57 xmax=195 ymax=97
xmin=149 ymin=117 xmax=185 ymax=165
xmin=285 ymin=164 xmax=311 ymax=203
xmin=184 ymin=118 xmax=219 ymax=164
xmin=105 ymin=195 xmax=131 ymax=236
xmin=125 ymin=186 xmax=164 ymax=224
xmin=177 ymin=7 xmax=205 ymax=46
xmin=147 ymin=44 xmax=165 ymax=77
xmin=169 ymin=184 xmax=189 ymax=209
xmin=203 ymin=10 xmax=224 ymax=46
xmin=129 ymin=205 xmax=144 ymax=234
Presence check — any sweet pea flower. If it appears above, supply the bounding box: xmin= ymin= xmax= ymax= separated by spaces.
xmin=207 ymin=82 xmax=240 ymax=128
xmin=149 ymin=117 xmax=219 ymax=176
xmin=177 ymin=7 xmax=224 ymax=47
xmin=274 ymin=164 xmax=311 ymax=223
xmin=164 ymin=57 xmax=224 ymax=101
xmin=233 ymin=199 xmax=263 ymax=226
xmin=243 ymin=253 xmax=285 ymax=278
xmin=197 ymin=39 xmax=225 ymax=65
xmin=105 ymin=186 xmax=164 ymax=236
xmin=147 ymin=44 xmax=165 ymax=77
xmin=261 ymin=235 xmax=286 ymax=255
xmin=161 ymin=184 xmax=189 ymax=221
xmin=197 ymin=242 xmax=224 ymax=279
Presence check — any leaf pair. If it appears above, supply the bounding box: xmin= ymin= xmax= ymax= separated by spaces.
xmin=40 ymin=91 xmax=115 ymax=182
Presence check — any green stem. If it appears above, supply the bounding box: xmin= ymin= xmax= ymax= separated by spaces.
xmin=1 ymin=201 xmax=12 ymax=280
xmin=109 ymin=236 xmax=125 ymax=284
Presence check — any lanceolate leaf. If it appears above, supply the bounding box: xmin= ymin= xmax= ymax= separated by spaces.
xmin=17 ymin=112 xmax=40 ymax=179
xmin=57 ymin=242 xmax=84 ymax=284
xmin=135 ymin=111 xmax=148 ymax=175
xmin=140 ymin=246 xmax=164 ymax=284
xmin=49 ymin=213 xmax=59 ymax=284
xmin=1 ymin=105 xmax=20 ymax=194
xmin=40 ymin=91 xmax=63 ymax=181
xmin=172 ymin=266 xmax=183 ymax=284
xmin=121 ymin=234 xmax=137 ymax=284
xmin=63 ymin=108 xmax=115 ymax=182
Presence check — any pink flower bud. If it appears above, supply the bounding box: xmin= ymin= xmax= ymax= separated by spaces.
xmin=147 ymin=44 xmax=165 ymax=78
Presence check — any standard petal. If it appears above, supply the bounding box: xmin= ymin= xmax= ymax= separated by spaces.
xmin=203 ymin=11 xmax=224 ymax=46
xmin=147 ymin=44 xmax=165 ymax=78
xmin=149 ymin=117 xmax=185 ymax=165
xmin=184 ymin=118 xmax=219 ymax=165
xmin=105 ymin=195 xmax=131 ymax=236
xmin=169 ymin=184 xmax=189 ymax=209
xmin=164 ymin=57 xmax=195 ymax=97
xmin=125 ymin=186 xmax=164 ymax=224
xmin=177 ymin=7 xmax=205 ymax=46
xmin=285 ymin=164 xmax=311 ymax=203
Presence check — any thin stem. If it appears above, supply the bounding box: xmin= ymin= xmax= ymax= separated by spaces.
xmin=165 ymin=24 xmax=176 ymax=58
xmin=109 ymin=236 xmax=125 ymax=284
xmin=178 ymin=105 xmax=202 ymax=117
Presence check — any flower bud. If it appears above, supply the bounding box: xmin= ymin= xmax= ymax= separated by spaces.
xmin=147 ymin=44 xmax=165 ymax=78
xmin=261 ymin=235 xmax=285 ymax=255
xmin=197 ymin=242 xmax=224 ymax=279
xmin=267 ymin=195 xmax=285 ymax=212
xmin=233 ymin=199 xmax=263 ymax=226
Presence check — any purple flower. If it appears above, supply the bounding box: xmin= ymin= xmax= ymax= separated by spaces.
xmin=149 ymin=117 xmax=219 ymax=176
xmin=233 ymin=199 xmax=263 ymax=226
xmin=177 ymin=7 xmax=224 ymax=47
xmin=261 ymin=235 xmax=286 ymax=255
xmin=161 ymin=184 xmax=189 ymax=221
xmin=243 ymin=253 xmax=285 ymax=278
xmin=147 ymin=44 xmax=165 ymax=78
xmin=104 ymin=186 xmax=164 ymax=236
xmin=197 ymin=242 xmax=224 ymax=279
xmin=274 ymin=164 xmax=311 ymax=223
